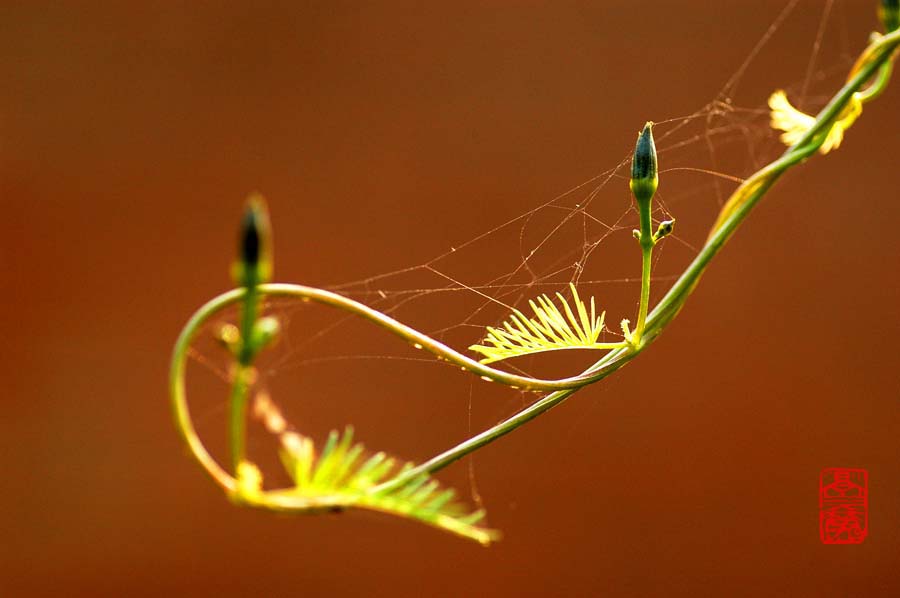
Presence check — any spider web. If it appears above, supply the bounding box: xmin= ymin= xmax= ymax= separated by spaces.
xmin=260 ymin=0 xmax=858 ymax=377
xmin=184 ymin=0 xmax=865 ymax=488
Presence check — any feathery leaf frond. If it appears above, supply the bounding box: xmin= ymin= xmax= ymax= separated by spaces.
xmin=237 ymin=397 xmax=498 ymax=545
xmin=469 ymin=283 xmax=623 ymax=364
xmin=768 ymin=89 xmax=863 ymax=154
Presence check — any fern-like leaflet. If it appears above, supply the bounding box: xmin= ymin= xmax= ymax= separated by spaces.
xmin=469 ymin=283 xmax=624 ymax=364
xmin=231 ymin=396 xmax=498 ymax=545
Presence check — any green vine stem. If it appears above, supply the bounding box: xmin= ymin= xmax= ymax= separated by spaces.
xmin=170 ymin=23 xmax=900 ymax=514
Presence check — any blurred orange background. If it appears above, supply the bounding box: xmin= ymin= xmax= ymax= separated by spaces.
xmin=3 ymin=1 xmax=900 ymax=596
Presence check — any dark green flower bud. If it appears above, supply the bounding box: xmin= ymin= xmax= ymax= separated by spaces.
xmin=653 ymin=219 xmax=675 ymax=242
xmin=881 ymin=0 xmax=900 ymax=32
xmin=233 ymin=194 xmax=273 ymax=287
xmin=630 ymin=122 xmax=658 ymax=204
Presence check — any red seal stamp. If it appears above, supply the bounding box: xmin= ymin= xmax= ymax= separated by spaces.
xmin=819 ymin=468 xmax=868 ymax=544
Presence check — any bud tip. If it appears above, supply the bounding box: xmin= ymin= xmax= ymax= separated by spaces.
xmin=234 ymin=193 xmax=273 ymax=286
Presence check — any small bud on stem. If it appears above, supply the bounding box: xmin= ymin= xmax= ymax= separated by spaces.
xmin=251 ymin=316 xmax=281 ymax=351
xmin=228 ymin=195 xmax=276 ymax=474
xmin=628 ymin=121 xmax=662 ymax=346
xmin=630 ymin=122 xmax=659 ymax=206
xmin=653 ymin=219 xmax=675 ymax=242
xmin=233 ymin=194 xmax=273 ymax=288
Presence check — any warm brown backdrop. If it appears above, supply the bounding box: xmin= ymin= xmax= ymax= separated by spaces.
xmin=3 ymin=2 xmax=899 ymax=596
